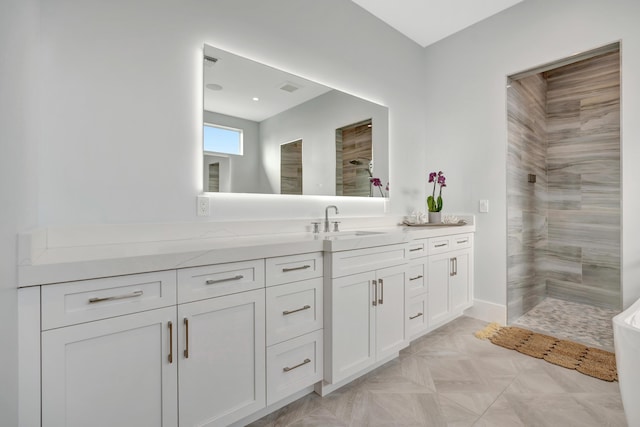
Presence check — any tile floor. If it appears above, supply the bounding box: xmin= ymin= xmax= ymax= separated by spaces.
xmin=248 ymin=316 xmax=627 ymax=426
xmin=511 ymin=297 xmax=619 ymax=351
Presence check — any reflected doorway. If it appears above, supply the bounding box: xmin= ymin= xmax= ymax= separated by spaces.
xmin=280 ymin=139 xmax=303 ymax=195
xmin=336 ymin=119 xmax=373 ymax=197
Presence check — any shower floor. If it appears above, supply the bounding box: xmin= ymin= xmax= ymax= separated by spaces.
xmin=511 ymin=297 xmax=620 ymax=351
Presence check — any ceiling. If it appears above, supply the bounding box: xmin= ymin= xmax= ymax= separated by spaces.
xmin=351 ymin=0 xmax=524 ymax=47
xmin=204 ymin=44 xmax=332 ymax=122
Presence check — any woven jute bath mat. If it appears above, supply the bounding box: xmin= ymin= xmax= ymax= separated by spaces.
xmin=475 ymin=323 xmax=618 ymax=382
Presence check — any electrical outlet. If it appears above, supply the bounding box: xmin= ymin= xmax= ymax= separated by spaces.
xmin=197 ymin=196 xmax=210 ymax=217
xmin=479 ymin=199 xmax=489 ymax=213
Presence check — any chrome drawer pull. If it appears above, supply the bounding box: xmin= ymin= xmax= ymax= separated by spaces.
xmin=183 ymin=318 xmax=190 ymax=358
xmin=282 ymin=265 xmax=311 ymax=272
xmin=372 ymin=280 xmax=378 ymax=306
xmin=409 ymin=275 xmax=423 ymax=281
xmin=283 ymin=358 xmax=311 ymax=372
xmin=205 ymin=275 xmax=243 ymax=285
xmin=283 ymin=305 xmax=311 ymax=316
xmin=88 ymin=290 xmax=143 ymax=304
xmin=168 ymin=321 xmax=174 ymax=364
xmin=457 ymin=239 xmax=468 ymax=244
xmin=409 ymin=312 xmax=423 ymax=320
xmin=409 ymin=247 xmax=423 ymax=252
xmin=379 ymin=279 xmax=384 ymax=305
xmin=435 ymin=243 xmax=448 ymax=248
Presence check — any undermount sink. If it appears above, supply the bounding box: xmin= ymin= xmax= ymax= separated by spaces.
xmin=322 ymin=230 xmax=386 ymax=239
xmin=321 ymin=228 xmax=409 ymax=252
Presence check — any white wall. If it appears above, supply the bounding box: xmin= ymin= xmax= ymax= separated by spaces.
xmin=260 ymin=90 xmax=389 ymax=196
xmin=0 ymin=0 xmax=39 ymax=423
xmin=37 ymin=0 xmax=427 ymax=225
xmin=423 ymin=0 xmax=640 ymax=310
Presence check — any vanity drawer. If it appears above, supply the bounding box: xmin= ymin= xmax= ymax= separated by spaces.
xmin=266 ymin=277 xmax=323 ymax=346
xmin=177 ymin=259 xmax=265 ymax=303
xmin=329 ymin=243 xmax=408 ymax=278
xmin=407 ymin=293 xmax=428 ymax=339
xmin=266 ymin=329 xmax=323 ymax=405
xmin=427 ymin=237 xmax=451 ymax=255
xmin=407 ymin=241 xmax=427 ymax=259
xmin=42 ymin=271 xmax=177 ymax=330
xmin=407 ymin=261 xmax=427 ymax=296
xmin=266 ymin=252 xmax=323 ymax=286
xmin=451 ymin=233 xmax=472 ymax=250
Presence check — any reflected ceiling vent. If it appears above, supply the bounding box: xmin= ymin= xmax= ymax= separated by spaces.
xmin=204 ymin=56 xmax=218 ymax=67
xmin=279 ymin=81 xmax=301 ymax=93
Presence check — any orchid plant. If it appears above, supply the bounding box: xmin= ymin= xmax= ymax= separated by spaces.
xmin=427 ymin=171 xmax=446 ymax=212
xmin=370 ymin=177 xmax=386 ymax=197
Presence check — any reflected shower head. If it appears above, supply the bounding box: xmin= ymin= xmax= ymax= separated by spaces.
xmin=349 ymin=158 xmax=371 ymax=166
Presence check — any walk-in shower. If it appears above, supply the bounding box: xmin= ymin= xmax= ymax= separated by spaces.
xmin=506 ymin=43 xmax=621 ymax=343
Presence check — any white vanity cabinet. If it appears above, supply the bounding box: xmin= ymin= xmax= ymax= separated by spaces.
xmin=324 ymin=244 xmax=408 ymax=384
xmin=177 ymin=260 xmax=266 ymax=427
xmin=265 ymin=252 xmax=324 ymax=405
xmin=40 ymin=271 xmax=178 ymax=427
xmin=426 ymin=233 xmax=473 ymax=328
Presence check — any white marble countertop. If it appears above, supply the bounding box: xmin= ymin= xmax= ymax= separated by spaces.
xmin=18 ymin=216 xmax=475 ymax=287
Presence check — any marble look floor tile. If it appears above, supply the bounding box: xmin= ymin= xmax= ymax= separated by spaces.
xmin=248 ymin=316 xmax=627 ymax=427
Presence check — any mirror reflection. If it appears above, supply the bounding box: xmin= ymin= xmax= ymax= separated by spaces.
xmin=203 ymin=44 xmax=389 ymax=197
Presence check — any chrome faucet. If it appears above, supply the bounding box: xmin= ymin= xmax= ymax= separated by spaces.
xmin=324 ymin=205 xmax=339 ymax=232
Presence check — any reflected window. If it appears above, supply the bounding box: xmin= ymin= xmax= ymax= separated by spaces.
xmin=203 ymin=123 xmax=243 ymax=155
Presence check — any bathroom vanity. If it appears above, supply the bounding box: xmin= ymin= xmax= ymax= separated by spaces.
xmin=17 ymin=217 xmax=474 ymax=427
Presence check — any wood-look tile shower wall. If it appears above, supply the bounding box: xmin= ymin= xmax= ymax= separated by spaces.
xmin=507 ymin=73 xmax=549 ymax=322
xmin=544 ymin=51 xmax=620 ymax=309
xmin=507 ymin=50 xmax=621 ymax=322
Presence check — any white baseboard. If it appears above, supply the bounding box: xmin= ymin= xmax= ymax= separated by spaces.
xmin=464 ymin=299 xmax=506 ymax=324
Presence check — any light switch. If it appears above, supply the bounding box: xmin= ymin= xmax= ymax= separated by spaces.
xmin=479 ymin=199 xmax=489 ymax=213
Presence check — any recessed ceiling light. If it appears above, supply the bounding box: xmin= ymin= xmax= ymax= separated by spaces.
xmin=206 ymin=83 xmax=223 ymax=91
xmin=252 ymin=97 xmax=260 ymax=101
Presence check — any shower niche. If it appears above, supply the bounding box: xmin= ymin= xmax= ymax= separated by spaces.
xmin=506 ymin=43 xmax=621 ymax=323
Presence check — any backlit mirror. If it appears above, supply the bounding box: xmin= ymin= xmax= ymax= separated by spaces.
xmin=203 ymin=44 xmax=389 ymax=197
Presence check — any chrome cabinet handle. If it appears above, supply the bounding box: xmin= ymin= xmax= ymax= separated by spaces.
xmin=409 ymin=247 xmax=423 ymax=252
xmin=206 ymin=275 xmax=243 ymax=285
xmin=450 ymin=258 xmax=455 ymax=276
xmin=168 ymin=321 xmax=174 ymax=364
xmin=283 ymin=358 xmax=311 ymax=372
xmin=435 ymin=243 xmax=448 ymax=248
xmin=457 ymin=239 xmax=468 ymax=244
xmin=88 ymin=290 xmax=143 ymax=304
xmin=372 ymin=280 xmax=378 ymax=306
xmin=283 ymin=305 xmax=311 ymax=315
xmin=282 ymin=265 xmax=311 ymax=272
xmin=183 ymin=318 xmax=189 ymax=358
xmin=379 ymin=279 xmax=384 ymax=305
xmin=409 ymin=275 xmax=423 ymax=281
xmin=409 ymin=312 xmax=423 ymax=320
xmin=454 ymin=257 xmax=458 ymax=276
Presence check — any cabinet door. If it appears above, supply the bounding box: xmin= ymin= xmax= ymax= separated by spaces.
xmin=329 ymin=271 xmax=376 ymax=383
xmin=428 ymin=252 xmax=451 ymax=327
xmin=178 ymin=289 xmax=265 ymax=427
xmin=450 ymin=250 xmax=471 ymax=313
xmin=42 ymin=307 xmax=178 ymax=427
xmin=375 ymin=265 xmax=407 ymax=360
